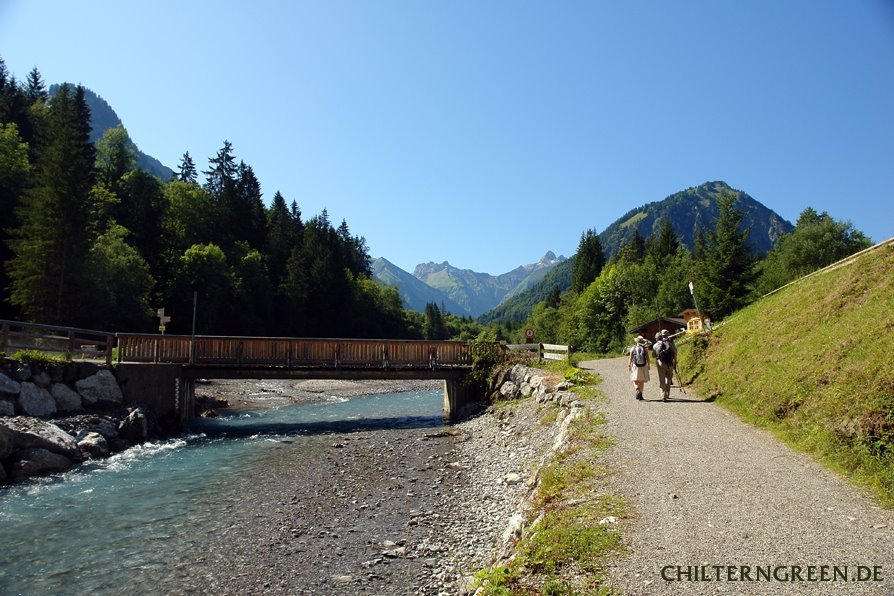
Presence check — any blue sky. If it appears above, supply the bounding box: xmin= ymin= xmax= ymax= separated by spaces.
xmin=2 ymin=1 xmax=892 ymax=275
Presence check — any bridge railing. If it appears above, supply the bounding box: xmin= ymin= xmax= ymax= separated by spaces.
xmin=0 ymin=319 xmax=115 ymax=365
xmin=115 ymin=334 xmax=489 ymax=369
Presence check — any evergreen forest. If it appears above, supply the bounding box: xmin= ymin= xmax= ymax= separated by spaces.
xmin=0 ymin=59 xmax=872 ymax=350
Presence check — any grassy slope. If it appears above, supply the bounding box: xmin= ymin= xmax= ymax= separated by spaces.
xmin=680 ymin=243 xmax=894 ymax=505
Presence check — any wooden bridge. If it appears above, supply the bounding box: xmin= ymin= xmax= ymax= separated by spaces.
xmin=114 ymin=333 xmax=493 ymax=380
xmin=2 ymin=320 xmax=506 ymax=426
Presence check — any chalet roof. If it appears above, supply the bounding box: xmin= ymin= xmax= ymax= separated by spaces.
xmin=627 ymin=316 xmax=687 ymax=335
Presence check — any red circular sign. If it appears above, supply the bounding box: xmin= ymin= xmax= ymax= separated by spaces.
xmin=525 ymin=328 xmax=535 ymax=339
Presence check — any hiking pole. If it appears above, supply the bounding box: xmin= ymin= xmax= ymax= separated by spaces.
xmin=673 ymin=362 xmax=686 ymax=394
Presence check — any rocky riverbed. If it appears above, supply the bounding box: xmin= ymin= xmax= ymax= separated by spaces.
xmin=163 ymin=369 xmax=573 ymax=595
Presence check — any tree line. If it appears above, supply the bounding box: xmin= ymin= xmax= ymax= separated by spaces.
xmin=0 ymin=58 xmax=870 ymax=349
xmin=0 ymin=61 xmax=445 ymax=338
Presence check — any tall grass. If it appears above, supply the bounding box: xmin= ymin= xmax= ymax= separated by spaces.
xmin=680 ymin=244 xmax=894 ymax=505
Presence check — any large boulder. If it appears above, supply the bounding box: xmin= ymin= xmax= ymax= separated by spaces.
xmin=75 ymin=370 xmax=123 ymax=405
xmin=51 ymin=383 xmax=83 ymax=413
xmin=77 ymin=432 xmax=109 ymax=459
xmin=0 ymin=400 xmax=14 ymax=416
xmin=0 ymin=372 xmax=21 ymax=396
xmin=8 ymin=447 xmax=73 ymax=480
xmin=0 ymin=417 xmax=79 ymax=458
xmin=119 ymin=407 xmax=149 ymax=442
xmin=0 ymin=424 xmax=14 ymax=459
xmin=18 ymin=382 xmax=57 ymax=418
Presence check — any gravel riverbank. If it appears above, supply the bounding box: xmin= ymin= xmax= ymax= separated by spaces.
xmin=167 ymin=376 xmax=561 ymax=595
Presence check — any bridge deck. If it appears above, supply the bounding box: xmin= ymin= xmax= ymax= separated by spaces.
xmin=116 ymin=334 xmax=496 ymax=379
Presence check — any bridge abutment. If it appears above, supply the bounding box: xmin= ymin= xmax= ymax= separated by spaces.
xmin=116 ymin=364 xmax=194 ymax=431
xmin=443 ymin=379 xmax=476 ymax=420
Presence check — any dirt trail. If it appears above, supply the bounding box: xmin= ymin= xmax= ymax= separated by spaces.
xmin=580 ymin=357 xmax=894 ymax=595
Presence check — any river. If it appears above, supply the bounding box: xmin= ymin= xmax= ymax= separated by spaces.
xmin=0 ymin=385 xmax=449 ymax=594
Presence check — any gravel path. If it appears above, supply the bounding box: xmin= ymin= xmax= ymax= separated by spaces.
xmin=580 ymin=357 xmax=894 ymax=595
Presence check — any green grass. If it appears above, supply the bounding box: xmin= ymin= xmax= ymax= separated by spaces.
xmin=679 ymin=243 xmax=894 ymax=506
xmin=470 ymin=370 xmax=624 ymax=594
xmin=11 ymin=349 xmax=67 ymax=367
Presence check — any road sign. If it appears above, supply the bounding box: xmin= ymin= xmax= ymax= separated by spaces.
xmin=525 ymin=328 xmax=535 ymax=343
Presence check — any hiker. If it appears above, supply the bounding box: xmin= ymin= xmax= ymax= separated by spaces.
xmin=627 ymin=335 xmax=650 ymax=400
xmin=653 ymin=329 xmax=677 ymax=401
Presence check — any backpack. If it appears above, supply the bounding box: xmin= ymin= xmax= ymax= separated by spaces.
xmin=632 ymin=345 xmax=646 ymax=367
xmin=656 ymin=339 xmax=674 ymax=365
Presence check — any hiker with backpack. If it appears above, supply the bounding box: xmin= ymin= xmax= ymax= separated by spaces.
xmin=627 ymin=335 xmax=650 ymax=400
xmin=653 ymin=329 xmax=678 ymax=401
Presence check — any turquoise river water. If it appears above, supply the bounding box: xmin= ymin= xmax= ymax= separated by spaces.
xmin=0 ymin=387 xmax=445 ymax=594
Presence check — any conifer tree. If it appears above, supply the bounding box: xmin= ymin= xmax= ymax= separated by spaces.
xmin=265 ymin=191 xmax=300 ymax=289
xmin=8 ymin=84 xmax=96 ymax=324
xmin=0 ymin=122 xmax=30 ymax=318
xmin=177 ymin=151 xmax=197 ymax=184
xmin=696 ymin=190 xmax=756 ymax=320
xmin=571 ymin=229 xmax=606 ymax=293
xmin=24 ymin=67 xmax=48 ymax=103
xmin=231 ymin=161 xmax=267 ymax=250
xmin=647 ymin=218 xmax=680 ymax=271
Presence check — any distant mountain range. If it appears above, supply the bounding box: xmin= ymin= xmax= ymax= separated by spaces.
xmin=373 ymin=252 xmax=567 ymax=318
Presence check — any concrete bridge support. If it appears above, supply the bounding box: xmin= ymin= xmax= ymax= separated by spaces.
xmin=115 ymin=364 xmax=195 ymax=431
xmin=443 ymin=379 xmax=476 ymax=420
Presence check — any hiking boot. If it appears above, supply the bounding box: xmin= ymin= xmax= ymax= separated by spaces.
xmin=635 ymin=390 xmax=643 ymax=401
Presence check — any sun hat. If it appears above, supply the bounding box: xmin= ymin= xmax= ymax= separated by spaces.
xmin=660 ymin=329 xmax=669 ymax=336
xmin=635 ymin=336 xmax=646 ymax=345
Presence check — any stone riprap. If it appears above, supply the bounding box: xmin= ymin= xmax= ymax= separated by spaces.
xmin=0 ymin=359 xmax=154 ymax=484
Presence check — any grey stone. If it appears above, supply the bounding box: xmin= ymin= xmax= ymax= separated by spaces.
xmin=0 ymin=416 xmax=79 ymax=458
xmin=14 ymin=365 xmax=31 ymax=382
xmin=0 ymin=372 xmax=21 ymax=396
xmin=499 ymin=381 xmax=518 ymax=398
xmin=75 ymin=370 xmax=122 ymax=405
xmin=8 ymin=447 xmax=73 ymax=480
xmin=0 ymin=399 xmax=14 ymax=416
xmin=19 ymin=382 xmax=57 ymax=418
xmin=0 ymin=424 xmax=14 ymax=459
xmin=119 ymin=407 xmax=148 ymax=442
xmin=78 ymin=432 xmax=109 ymax=458
xmin=32 ymin=370 xmax=52 ymax=388
xmin=50 ymin=383 xmax=83 ymax=413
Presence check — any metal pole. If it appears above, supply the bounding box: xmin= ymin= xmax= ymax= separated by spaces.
xmin=689 ymin=281 xmax=704 ymax=325
xmin=190 ymin=291 xmax=197 ymax=365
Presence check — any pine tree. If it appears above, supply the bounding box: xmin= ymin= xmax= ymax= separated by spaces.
xmin=646 ymin=218 xmax=680 ymax=271
xmin=571 ymin=228 xmax=606 ymax=293
xmin=24 ymin=67 xmax=48 ymax=103
xmin=177 ymin=151 xmax=197 ymax=184
xmin=231 ymin=161 xmax=267 ymax=250
xmin=8 ymin=84 xmax=96 ymax=324
xmin=265 ymin=191 xmax=300 ymax=289
xmin=696 ymin=190 xmax=756 ymax=320
xmin=0 ymin=122 xmax=30 ymax=318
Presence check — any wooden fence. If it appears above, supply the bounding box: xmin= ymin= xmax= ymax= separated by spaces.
xmin=0 ymin=319 xmax=115 ymax=365
xmin=504 ymin=343 xmax=572 ymax=362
